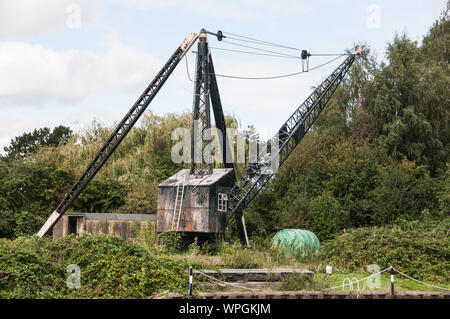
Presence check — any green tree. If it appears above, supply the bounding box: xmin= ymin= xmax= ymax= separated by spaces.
xmin=315 ymin=44 xmax=378 ymax=140
xmin=0 ymin=152 xmax=75 ymax=209
xmin=71 ymin=179 xmax=127 ymax=213
xmin=437 ymin=164 xmax=450 ymax=216
xmin=3 ymin=126 xmax=72 ymax=160
xmin=326 ymin=144 xmax=386 ymax=227
xmin=310 ymin=191 xmax=347 ymax=240
xmin=421 ymin=2 xmax=449 ymax=66
xmin=0 ymin=210 xmax=15 ymax=238
xmin=366 ymin=27 xmax=449 ymax=175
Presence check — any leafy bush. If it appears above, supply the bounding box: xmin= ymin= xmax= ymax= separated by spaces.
xmin=320 ymin=217 xmax=450 ymax=283
xmin=159 ymin=231 xmax=184 ymax=253
xmin=0 ymin=234 xmax=189 ymax=298
xmin=13 ymin=211 xmax=38 ymax=237
xmin=220 ymin=242 xmax=264 ymax=269
xmin=310 ymin=191 xmax=347 ymax=240
xmin=279 ymin=273 xmax=312 ymax=291
xmin=369 ymin=163 xmax=438 ymax=225
xmin=0 ymin=210 xmax=15 ymax=238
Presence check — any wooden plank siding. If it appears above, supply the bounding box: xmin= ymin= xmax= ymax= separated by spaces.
xmin=52 ymin=213 xmax=155 ymax=241
xmin=156 ymin=169 xmax=234 ymax=235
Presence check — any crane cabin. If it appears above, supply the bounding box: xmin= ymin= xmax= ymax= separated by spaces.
xmin=156 ymin=168 xmax=234 ymax=240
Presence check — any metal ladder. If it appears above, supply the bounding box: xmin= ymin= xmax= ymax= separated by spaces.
xmin=171 ymin=176 xmax=186 ymax=231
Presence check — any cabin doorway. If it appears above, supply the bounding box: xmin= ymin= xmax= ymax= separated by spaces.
xmin=68 ymin=216 xmax=83 ymax=235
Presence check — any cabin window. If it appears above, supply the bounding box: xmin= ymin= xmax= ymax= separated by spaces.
xmin=218 ymin=193 xmax=228 ymax=212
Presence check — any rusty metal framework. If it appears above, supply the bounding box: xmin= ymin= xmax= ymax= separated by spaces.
xmin=209 ymin=54 xmax=233 ymax=170
xmin=190 ymin=30 xmax=232 ymax=176
xmin=190 ymin=32 xmax=213 ymax=176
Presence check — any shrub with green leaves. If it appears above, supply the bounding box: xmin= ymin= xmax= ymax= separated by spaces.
xmin=0 ymin=234 xmax=189 ymax=298
xmin=320 ymin=216 xmax=450 ymax=283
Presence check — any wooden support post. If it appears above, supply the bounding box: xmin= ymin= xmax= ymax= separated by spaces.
xmin=235 ymin=211 xmax=249 ymax=246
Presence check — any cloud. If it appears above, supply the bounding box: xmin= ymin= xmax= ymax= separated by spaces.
xmin=123 ymin=0 xmax=310 ymax=20
xmin=0 ymin=0 xmax=312 ymax=40
xmin=0 ymin=37 xmax=162 ymax=105
xmin=0 ymin=0 xmax=102 ymax=38
xmin=0 ymin=36 xmax=343 ymax=152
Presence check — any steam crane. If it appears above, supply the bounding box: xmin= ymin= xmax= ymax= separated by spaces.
xmin=38 ymin=29 xmax=361 ymax=246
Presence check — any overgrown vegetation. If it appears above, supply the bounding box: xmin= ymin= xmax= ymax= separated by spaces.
xmin=0 ymin=216 xmax=448 ymax=298
xmin=0 ymin=234 xmax=188 ymax=298
xmin=321 ymin=216 xmax=450 ymax=283
xmin=243 ymin=5 xmax=449 ymax=240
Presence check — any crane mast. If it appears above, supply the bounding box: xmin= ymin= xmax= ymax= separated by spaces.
xmin=228 ymin=47 xmax=361 ymax=245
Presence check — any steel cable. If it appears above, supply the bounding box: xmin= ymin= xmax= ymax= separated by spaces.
xmin=220 ymin=40 xmax=301 ymax=59
xmin=221 ymin=31 xmax=302 ymax=51
xmin=212 ymin=54 xmax=346 ymax=80
xmin=209 ymin=46 xmax=301 ymax=59
xmin=392 ymin=267 xmax=450 ymax=291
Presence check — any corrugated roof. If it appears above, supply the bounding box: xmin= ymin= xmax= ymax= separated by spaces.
xmin=65 ymin=213 xmax=155 ymax=221
xmin=158 ymin=168 xmax=234 ymax=187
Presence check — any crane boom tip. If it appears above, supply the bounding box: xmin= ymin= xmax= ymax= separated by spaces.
xmin=352 ymin=45 xmax=362 ymax=55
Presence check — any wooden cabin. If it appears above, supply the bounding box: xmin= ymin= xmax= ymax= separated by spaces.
xmin=156 ymin=168 xmax=234 ymax=238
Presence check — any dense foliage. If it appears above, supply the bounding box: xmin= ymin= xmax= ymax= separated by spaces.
xmin=3 ymin=126 xmax=72 ymax=161
xmin=0 ymin=234 xmax=188 ymax=298
xmin=0 ymin=10 xmax=447 ymax=240
xmin=321 ymin=216 xmax=450 ymax=283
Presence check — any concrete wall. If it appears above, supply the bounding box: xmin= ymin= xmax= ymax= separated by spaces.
xmin=53 ymin=215 xmax=154 ymax=241
xmin=84 ymin=219 xmax=152 ymax=241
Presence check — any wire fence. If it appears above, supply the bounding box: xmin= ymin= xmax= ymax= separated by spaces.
xmin=191 ymin=266 xmax=450 ymax=293
xmin=324 ymin=266 xmax=392 ymax=291
xmin=193 ymin=268 xmax=264 ymax=291
xmin=391 ymin=267 xmax=450 ymax=291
